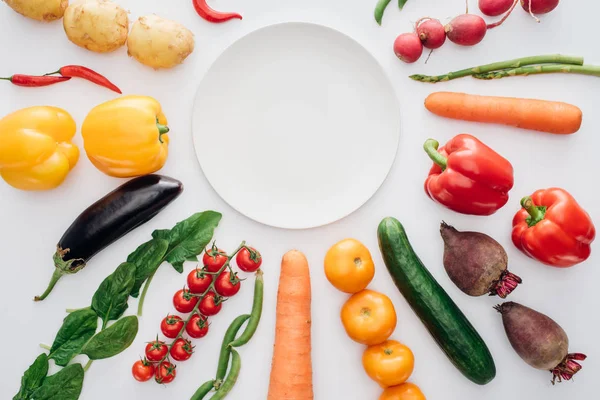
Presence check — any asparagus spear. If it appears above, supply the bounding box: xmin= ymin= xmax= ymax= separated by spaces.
xmin=409 ymin=54 xmax=584 ymax=83
xmin=473 ymin=64 xmax=600 ymax=80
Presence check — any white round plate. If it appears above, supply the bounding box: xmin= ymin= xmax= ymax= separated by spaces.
xmin=192 ymin=22 xmax=400 ymax=229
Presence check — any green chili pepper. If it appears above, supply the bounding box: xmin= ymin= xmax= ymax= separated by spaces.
xmin=210 ymin=350 xmax=241 ymax=400
xmin=190 ymin=379 xmax=215 ymax=400
xmin=374 ymin=0 xmax=392 ymax=25
xmin=215 ymin=314 xmax=249 ymax=387
xmin=230 ymin=270 xmax=264 ymax=348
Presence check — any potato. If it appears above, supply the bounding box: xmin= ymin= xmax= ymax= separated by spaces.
xmin=4 ymin=0 xmax=68 ymax=21
xmin=127 ymin=14 xmax=195 ymax=69
xmin=63 ymin=0 xmax=128 ymax=53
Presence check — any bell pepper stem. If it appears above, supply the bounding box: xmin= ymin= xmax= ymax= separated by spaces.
xmin=521 ymin=196 xmax=546 ymax=226
xmin=423 ymin=139 xmax=447 ymax=170
xmin=156 ymin=122 xmax=169 ymax=143
xmin=34 ymin=269 xmax=64 ymax=302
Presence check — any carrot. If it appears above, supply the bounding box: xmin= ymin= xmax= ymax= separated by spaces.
xmin=425 ymin=92 xmax=582 ymax=134
xmin=267 ymin=250 xmax=313 ymax=400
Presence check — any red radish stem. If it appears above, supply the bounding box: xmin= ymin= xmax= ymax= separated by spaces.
xmin=445 ymin=14 xmax=487 ymax=46
xmin=415 ymin=18 xmax=446 ymax=49
xmin=479 ymin=0 xmax=514 ymax=16
xmin=393 ymin=33 xmax=424 ymax=63
xmin=521 ymin=0 xmax=560 ymax=21
xmin=486 ymin=0 xmax=520 ymax=29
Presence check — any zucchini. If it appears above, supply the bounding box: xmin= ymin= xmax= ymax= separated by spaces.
xmin=377 ymin=217 xmax=496 ymax=385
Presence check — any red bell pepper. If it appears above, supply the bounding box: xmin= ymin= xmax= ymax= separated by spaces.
xmin=512 ymin=188 xmax=595 ymax=267
xmin=423 ymin=134 xmax=514 ymax=216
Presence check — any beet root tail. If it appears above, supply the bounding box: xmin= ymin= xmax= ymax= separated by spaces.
xmin=551 ymin=353 xmax=587 ymax=384
xmin=490 ymin=270 xmax=522 ymax=298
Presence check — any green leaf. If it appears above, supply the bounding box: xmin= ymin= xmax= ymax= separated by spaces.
xmin=13 ymin=354 xmax=48 ymax=400
xmin=156 ymin=211 xmax=222 ymax=273
xmin=82 ymin=316 xmax=139 ymax=360
xmin=30 ymin=363 xmax=84 ymax=400
xmin=91 ymin=262 xmax=136 ymax=324
xmin=399 ymin=0 xmax=409 ymax=9
xmin=48 ymin=309 xmax=98 ymax=367
xmin=127 ymin=239 xmax=169 ymax=297
xmin=151 ymin=229 xmax=171 ymax=241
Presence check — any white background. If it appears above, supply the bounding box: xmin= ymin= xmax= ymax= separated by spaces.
xmin=0 ymin=1 xmax=598 ymax=399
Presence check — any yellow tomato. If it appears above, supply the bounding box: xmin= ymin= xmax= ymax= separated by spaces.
xmin=379 ymin=383 xmax=426 ymax=400
xmin=340 ymin=289 xmax=397 ymax=345
xmin=324 ymin=238 xmax=375 ymax=293
xmin=363 ymin=340 xmax=414 ymax=388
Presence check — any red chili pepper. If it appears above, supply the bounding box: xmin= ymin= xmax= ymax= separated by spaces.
xmin=192 ymin=0 xmax=242 ymax=23
xmin=423 ymin=134 xmax=514 ymax=216
xmin=0 ymin=74 xmax=71 ymax=87
xmin=512 ymin=188 xmax=595 ymax=268
xmin=46 ymin=65 xmax=122 ymax=94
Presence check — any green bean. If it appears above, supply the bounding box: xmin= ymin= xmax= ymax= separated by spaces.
xmin=399 ymin=0 xmax=409 ymax=10
xmin=215 ymin=314 xmax=249 ymax=387
xmin=190 ymin=380 xmax=215 ymax=400
xmin=374 ymin=0 xmax=392 ymax=25
xmin=229 ymin=270 xmax=264 ymax=348
xmin=210 ymin=350 xmax=241 ymax=400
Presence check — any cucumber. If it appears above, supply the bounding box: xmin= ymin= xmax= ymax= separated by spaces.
xmin=377 ymin=217 xmax=496 ymax=385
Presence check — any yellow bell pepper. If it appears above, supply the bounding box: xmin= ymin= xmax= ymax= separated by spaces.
xmin=82 ymin=95 xmax=169 ymax=177
xmin=0 ymin=106 xmax=79 ymax=191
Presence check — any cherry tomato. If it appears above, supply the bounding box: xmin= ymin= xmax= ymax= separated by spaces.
xmin=341 ymin=289 xmax=397 ymax=345
xmin=173 ymin=288 xmax=198 ymax=313
xmin=363 ymin=340 xmax=415 ymax=388
xmin=155 ymin=361 xmax=176 ymax=384
xmin=145 ymin=339 xmax=168 ymax=362
xmin=132 ymin=359 xmax=155 ymax=382
xmin=199 ymin=291 xmax=222 ymax=316
xmin=187 ymin=268 xmax=213 ymax=294
xmin=214 ymin=271 xmax=241 ymax=297
xmin=170 ymin=338 xmax=194 ymax=361
xmin=186 ymin=314 xmax=210 ymax=339
xmin=379 ymin=383 xmax=426 ymax=400
xmin=160 ymin=315 xmax=184 ymax=339
xmin=236 ymin=247 xmax=262 ymax=272
xmin=325 ymin=238 xmax=375 ymax=293
xmin=203 ymin=246 xmax=228 ymax=272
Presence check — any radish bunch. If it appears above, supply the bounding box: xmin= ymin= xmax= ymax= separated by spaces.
xmin=394 ymin=0 xmax=561 ymax=64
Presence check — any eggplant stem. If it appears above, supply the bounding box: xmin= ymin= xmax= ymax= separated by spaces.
xmin=34 ymin=269 xmax=64 ymax=302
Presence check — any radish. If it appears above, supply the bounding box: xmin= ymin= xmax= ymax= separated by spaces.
xmin=495 ymin=302 xmax=586 ymax=383
xmin=393 ymin=33 xmax=423 ymax=63
xmin=479 ymin=0 xmax=514 ymax=16
xmin=440 ymin=222 xmax=521 ymax=298
xmin=521 ymin=0 xmax=560 ymax=15
xmin=445 ymin=14 xmax=487 ymax=46
xmin=415 ymin=18 xmax=446 ymax=49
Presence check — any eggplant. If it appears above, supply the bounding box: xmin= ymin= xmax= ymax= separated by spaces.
xmin=35 ymin=174 xmax=183 ymax=301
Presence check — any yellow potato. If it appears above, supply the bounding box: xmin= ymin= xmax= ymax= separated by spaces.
xmin=4 ymin=0 xmax=68 ymax=21
xmin=63 ymin=0 xmax=128 ymax=53
xmin=127 ymin=14 xmax=195 ymax=69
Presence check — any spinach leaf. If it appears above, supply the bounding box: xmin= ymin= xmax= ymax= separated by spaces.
xmin=152 ymin=211 xmax=222 ymax=273
xmin=13 ymin=354 xmax=48 ymax=400
xmin=48 ymin=309 xmax=98 ymax=367
xmin=82 ymin=316 xmax=139 ymax=360
xmin=91 ymin=262 xmax=136 ymax=324
xmin=127 ymin=239 xmax=169 ymax=297
xmin=30 ymin=363 xmax=84 ymax=400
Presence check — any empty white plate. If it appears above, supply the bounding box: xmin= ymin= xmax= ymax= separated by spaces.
xmin=192 ymin=22 xmax=400 ymax=229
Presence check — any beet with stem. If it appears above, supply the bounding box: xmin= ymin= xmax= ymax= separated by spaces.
xmin=445 ymin=14 xmax=488 ymax=46
xmin=495 ymin=302 xmax=586 ymax=383
xmin=416 ymin=18 xmax=446 ymax=49
xmin=393 ymin=33 xmax=424 ymax=63
xmin=479 ymin=0 xmax=515 ymax=16
xmin=440 ymin=222 xmax=521 ymax=298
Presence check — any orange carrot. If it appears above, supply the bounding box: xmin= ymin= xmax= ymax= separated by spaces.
xmin=425 ymin=92 xmax=582 ymax=134
xmin=267 ymin=250 xmax=313 ymax=400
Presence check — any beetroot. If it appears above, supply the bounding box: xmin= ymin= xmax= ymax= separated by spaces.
xmin=415 ymin=18 xmax=446 ymax=49
xmin=521 ymin=0 xmax=560 ymax=15
xmin=479 ymin=0 xmax=515 ymax=16
xmin=440 ymin=222 xmax=521 ymax=298
xmin=495 ymin=302 xmax=586 ymax=383
xmin=445 ymin=14 xmax=487 ymax=46
xmin=393 ymin=33 xmax=423 ymax=63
